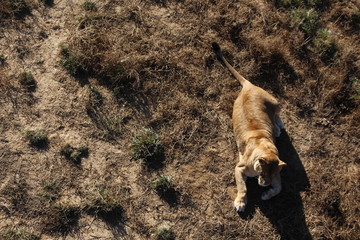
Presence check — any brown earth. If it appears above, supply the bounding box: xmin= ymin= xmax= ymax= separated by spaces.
xmin=0 ymin=0 xmax=359 ymax=239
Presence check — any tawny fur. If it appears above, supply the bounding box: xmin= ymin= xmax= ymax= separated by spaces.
xmin=212 ymin=42 xmax=286 ymax=213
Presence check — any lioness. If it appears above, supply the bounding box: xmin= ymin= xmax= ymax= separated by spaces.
xmin=212 ymin=42 xmax=286 ymax=213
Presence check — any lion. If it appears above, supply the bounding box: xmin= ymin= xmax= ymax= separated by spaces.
xmin=212 ymin=42 xmax=286 ymax=213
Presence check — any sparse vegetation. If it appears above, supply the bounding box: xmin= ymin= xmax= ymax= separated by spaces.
xmin=152 ymin=175 xmax=178 ymax=205
xmin=102 ymin=117 xmax=121 ymax=138
xmin=156 ymin=227 xmax=175 ymax=240
xmin=42 ymin=204 xmax=81 ymax=234
xmin=78 ymin=145 xmax=89 ymax=156
xmin=24 ymin=130 xmax=48 ymax=148
xmin=60 ymin=143 xmax=72 ymax=158
xmin=131 ymin=128 xmax=163 ymax=161
xmin=351 ymin=10 xmax=360 ymax=26
xmin=85 ymin=102 xmax=123 ymax=139
xmin=3 ymin=179 xmax=28 ymax=212
xmin=9 ymin=0 xmax=30 ymax=17
xmin=82 ymin=1 xmax=97 ymax=11
xmin=41 ymin=180 xmax=60 ymax=202
xmin=66 ymin=14 xmax=131 ymax=89
xmin=19 ymin=72 xmax=36 ymax=89
xmin=60 ymin=44 xmax=84 ymax=76
xmin=2 ymin=227 xmax=39 ymax=240
xmin=276 ymin=0 xmax=304 ymax=8
xmin=313 ymin=28 xmax=339 ymax=61
xmin=77 ymin=14 xmax=100 ymax=29
xmin=60 ymin=144 xmax=88 ymax=164
xmin=88 ymin=85 xmax=103 ymax=107
xmin=291 ymin=8 xmax=319 ymax=37
xmin=83 ymin=187 xmax=122 ymax=216
xmin=39 ymin=30 xmax=48 ymax=39
xmin=152 ymin=175 xmax=172 ymax=193
xmin=16 ymin=47 xmax=27 ymax=59
xmin=0 ymin=0 xmax=32 ymax=19
xmin=0 ymin=54 xmax=6 ymax=64
xmin=275 ymin=0 xmax=328 ymax=9
xmin=38 ymin=0 xmax=53 ymax=6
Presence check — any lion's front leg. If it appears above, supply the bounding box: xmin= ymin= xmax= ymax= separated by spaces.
xmin=261 ymin=172 xmax=282 ymax=200
xmin=234 ymin=158 xmax=247 ymax=212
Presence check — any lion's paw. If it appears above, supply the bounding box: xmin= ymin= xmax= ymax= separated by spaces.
xmin=234 ymin=199 xmax=246 ymax=213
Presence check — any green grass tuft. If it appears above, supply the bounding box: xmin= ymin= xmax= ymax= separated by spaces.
xmin=131 ymin=128 xmax=163 ymax=161
xmin=82 ymin=1 xmax=97 ymax=11
xmin=9 ymin=0 xmax=30 ymax=17
xmin=24 ymin=130 xmax=48 ymax=148
xmin=83 ymin=187 xmax=122 ymax=215
xmin=60 ymin=144 xmax=72 ymax=158
xmin=19 ymin=72 xmax=36 ymax=89
xmin=102 ymin=116 xmax=122 ymax=139
xmin=156 ymin=227 xmax=175 ymax=240
xmin=291 ymin=8 xmax=318 ymax=37
xmin=60 ymin=44 xmax=84 ymax=76
xmin=314 ymin=28 xmax=338 ymax=61
xmin=152 ymin=175 xmax=172 ymax=193
xmin=88 ymin=85 xmax=103 ymax=107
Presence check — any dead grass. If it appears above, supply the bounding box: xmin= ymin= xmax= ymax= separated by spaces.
xmin=0 ymin=0 xmax=359 ymax=239
xmin=1 ymin=227 xmax=39 ymax=240
xmin=82 ymin=186 xmax=123 ymax=216
xmin=0 ymin=0 xmax=31 ymax=19
xmin=60 ymin=144 xmax=89 ymax=164
xmin=41 ymin=204 xmax=81 ymax=235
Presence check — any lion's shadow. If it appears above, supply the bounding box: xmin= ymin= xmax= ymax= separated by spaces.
xmin=239 ymin=130 xmax=312 ymax=240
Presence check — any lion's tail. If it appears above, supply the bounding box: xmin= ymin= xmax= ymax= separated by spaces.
xmin=212 ymin=42 xmax=248 ymax=86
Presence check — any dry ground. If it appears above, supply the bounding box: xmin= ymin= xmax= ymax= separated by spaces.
xmin=0 ymin=0 xmax=359 ymax=239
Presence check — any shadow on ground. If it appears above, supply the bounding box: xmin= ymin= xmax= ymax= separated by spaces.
xmin=239 ymin=130 xmax=312 ymax=240
xmin=98 ymin=207 xmax=127 ymax=238
xmin=157 ymin=187 xmax=180 ymax=207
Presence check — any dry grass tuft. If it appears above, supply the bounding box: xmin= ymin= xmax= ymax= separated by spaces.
xmin=0 ymin=0 xmax=31 ymax=19
xmin=60 ymin=144 xmax=89 ymax=164
xmin=1 ymin=227 xmax=40 ymax=240
xmin=41 ymin=204 xmax=81 ymax=235
xmin=82 ymin=185 xmax=125 ymax=226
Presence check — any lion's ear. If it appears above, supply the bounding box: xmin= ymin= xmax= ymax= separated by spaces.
xmin=278 ymin=160 xmax=286 ymax=170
